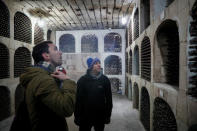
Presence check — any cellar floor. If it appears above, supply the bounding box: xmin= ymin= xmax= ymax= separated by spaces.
xmin=1 ymin=94 xmax=145 ymax=131
xmin=67 ymin=93 xmax=145 ymax=131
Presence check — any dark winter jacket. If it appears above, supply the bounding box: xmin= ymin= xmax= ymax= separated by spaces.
xmin=74 ymin=69 xmax=113 ymax=125
xmin=20 ymin=66 xmax=76 ymax=131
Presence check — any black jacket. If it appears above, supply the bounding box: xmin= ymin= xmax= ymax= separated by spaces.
xmin=74 ymin=69 xmax=113 ymax=125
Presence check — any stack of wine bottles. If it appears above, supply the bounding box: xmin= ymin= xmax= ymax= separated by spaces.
xmin=188 ymin=2 xmax=197 ymax=97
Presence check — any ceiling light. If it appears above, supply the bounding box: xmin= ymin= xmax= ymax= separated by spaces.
xmin=37 ymin=18 xmax=45 ymax=27
xmin=121 ymin=17 xmax=127 ymax=25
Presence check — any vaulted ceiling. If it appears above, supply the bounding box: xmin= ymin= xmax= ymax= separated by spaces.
xmin=14 ymin=0 xmax=134 ymax=31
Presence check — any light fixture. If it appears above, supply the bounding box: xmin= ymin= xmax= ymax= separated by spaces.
xmin=37 ymin=18 xmax=45 ymax=27
xmin=121 ymin=17 xmax=127 ymax=25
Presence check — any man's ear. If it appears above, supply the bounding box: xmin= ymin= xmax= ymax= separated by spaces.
xmin=42 ymin=52 xmax=50 ymax=61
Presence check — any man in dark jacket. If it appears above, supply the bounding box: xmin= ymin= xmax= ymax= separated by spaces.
xmin=11 ymin=41 xmax=76 ymax=131
xmin=74 ymin=57 xmax=113 ymax=131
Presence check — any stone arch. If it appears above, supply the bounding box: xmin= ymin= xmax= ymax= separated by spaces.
xmin=59 ymin=34 xmax=75 ymax=53
xmin=104 ymin=55 xmax=122 ymax=75
xmin=34 ymin=23 xmax=44 ymax=45
xmin=128 ymin=80 xmax=132 ymax=100
xmin=14 ymin=47 xmax=31 ymax=77
xmin=133 ymin=45 xmax=139 ymax=75
xmin=104 ymin=32 xmax=122 ymax=52
xmin=0 ymin=43 xmax=9 ymax=79
xmin=154 ymin=19 xmax=179 ymax=86
xmin=133 ymin=8 xmax=139 ymax=40
xmin=153 ymin=97 xmax=177 ymax=131
xmin=140 ymin=0 xmax=150 ymax=33
xmin=125 ymin=52 xmax=129 ymax=73
xmin=47 ymin=29 xmax=52 ymax=40
xmin=140 ymin=87 xmax=150 ymax=131
xmin=14 ymin=11 xmax=32 ymax=43
xmin=141 ymin=36 xmax=151 ymax=81
xmin=81 ymin=34 xmax=98 ymax=53
xmin=133 ymin=82 xmax=139 ymax=109
xmin=0 ymin=0 xmax=10 ymax=38
xmin=129 ymin=50 xmax=132 ymax=74
xmin=109 ymin=78 xmax=121 ymax=93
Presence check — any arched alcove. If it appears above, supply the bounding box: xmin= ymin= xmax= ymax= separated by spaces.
xmin=140 ymin=87 xmax=150 ymax=131
xmin=140 ymin=0 xmax=150 ymax=33
xmin=0 ymin=86 xmax=11 ymax=121
xmin=141 ymin=36 xmax=151 ymax=81
xmin=133 ymin=8 xmax=139 ymax=41
xmin=126 ymin=29 xmax=129 ymax=48
xmin=81 ymin=34 xmax=98 ymax=53
xmin=109 ymin=78 xmax=121 ymax=93
xmin=14 ymin=12 xmax=32 ymax=44
xmin=0 ymin=43 xmax=9 ymax=79
xmin=104 ymin=55 xmax=122 ymax=75
xmin=14 ymin=47 xmax=31 ymax=78
xmin=133 ymin=45 xmax=139 ymax=75
xmin=129 ymin=50 xmax=132 ymax=74
xmin=125 ymin=77 xmax=129 ymax=97
xmin=153 ymin=97 xmax=177 ymax=131
xmin=59 ymin=34 xmax=75 ymax=53
xmin=47 ymin=29 xmax=52 ymax=40
xmin=0 ymin=0 xmax=10 ymax=38
xmin=133 ymin=83 xmax=139 ymax=109
xmin=104 ymin=32 xmax=122 ymax=52
xmin=155 ymin=19 xmax=179 ymax=86
xmin=128 ymin=80 xmax=132 ymax=100
xmin=128 ymin=20 xmax=132 ymax=44
xmin=126 ymin=52 xmax=129 ymax=73
xmin=34 ymin=23 xmax=44 ymax=45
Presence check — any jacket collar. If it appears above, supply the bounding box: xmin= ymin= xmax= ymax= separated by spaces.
xmin=35 ymin=61 xmax=56 ymax=73
xmin=86 ymin=68 xmax=103 ymax=79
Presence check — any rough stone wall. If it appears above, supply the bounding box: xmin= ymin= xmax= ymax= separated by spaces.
xmin=125 ymin=0 xmax=197 ymax=130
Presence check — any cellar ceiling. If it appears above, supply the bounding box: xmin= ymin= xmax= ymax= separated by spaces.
xmin=13 ymin=0 xmax=134 ymax=31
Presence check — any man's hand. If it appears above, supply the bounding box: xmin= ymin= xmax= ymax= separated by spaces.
xmin=51 ymin=71 xmax=69 ymax=80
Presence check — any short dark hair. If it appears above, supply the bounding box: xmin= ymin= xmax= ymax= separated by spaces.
xmin=32 ymin=41 xmax=53 ymax=64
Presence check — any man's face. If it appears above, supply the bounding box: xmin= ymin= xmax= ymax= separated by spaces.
xmin=92 ymin=62 xmax=101 ymax=74
xmin=47 ymin=44 xmax=62 ymax=67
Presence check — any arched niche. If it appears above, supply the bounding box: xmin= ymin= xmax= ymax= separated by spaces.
xmin=0 ymin=43 xmax=9 ymax=79
xmin=140 ymin=0 xmax=150 ymax=33
xmin=104 ymin=55 xmax=122 ymax=75
xmin=133 ymin=83 xmax=139 ymax=109
xmin=34 ymin=23 xmax=44 ymax=45
xmin=133 ymin=8 xmax=139 ymax=41
xmin=0 ymin=0 xmax=10 ymax=38
xmin=14 ymin=47 xmax=31 ymax=78
xmin=140 ymin=87 xmax=150 ymax=131
xmin=141 ymin=36 xmax=151 ymax=81
xmin=59 ymin=34 xmax=75 ymax=53
xmin=133 ymin=45 xmax=139 ymax=75
xmin=129 ymin=50 xmax=132 ymax=74
xmin=81 ymin=34 xmax=98 ymax=53
xmin=104 ymin=32 xmax=122 ymax=52
xmin=109 ymin=78 xmax=121 ymax=93
xmin=153 ymin=97 xmax=177 ymax=131
xmin=14 ymin=11 xmax=32 ymax=44
xmin=154 ymin=19 xmax=179 ymax=86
